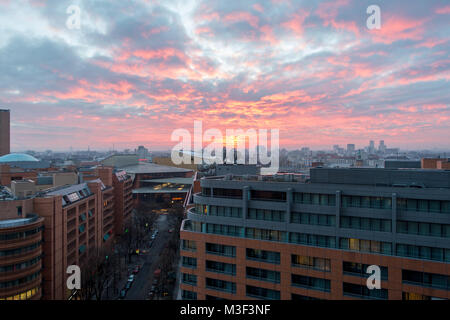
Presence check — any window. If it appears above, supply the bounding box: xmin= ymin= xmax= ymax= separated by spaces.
xmin=250 ymin=190 xmax=286 ymax=202
xmin=246 ymin=249 xmax=280 ymax=264
xmin=181 ymin=240 xmax=197 ymax=252
xmin=209 ymin=206 xmax=242 ymax=218
xmin=182 ymin=290 xmax=197 ymax=300
xmin=291 ymin=255 xmax=331 ymax=272
xmin=246 ymin=285 xmax=280 ymax=300
xmin=206 ymin=243 xmax=236 ymax=257
xmin=340 ymin=216 xmax=391 ymax=232
xmin=206 ymin=260 xmax=236 ymax=275
xmin=246 ymin=267 xmax=280 ymax=283
xmin=182 ymin=256 xmax=197 ymax=268
xmin=245 ymin=228 xmax=286 ymax=242
xmin=343 ymin=282 xmax=388 ymax=299
xmin=396 ymin=244 xmax=449 ymax=263
xmin=212 ymin=188 xmax=242 ymax=199
xmin=248 ymin=209 xmax=284 ymax=222
xmin=397 ymin=221 xmax=450 ymax=238
xmin=206 ymin=278 xmax=236 ymax=293
xmin=340 ymin=238 xmax=392 ymax=255
xmin=291 ymin=274 xmax=330 ymax=292
xmin=289 ymin=233 xmax=336 ymax=248
xmin=342 ymin=195 xmax=392 ymax=209
xmin=402 ymin=270 xmax=450 ymax=290
xmin=343 ymin=262 xmax=388 ymax=280
xmin=294 ymin=193 xmax=335 ymax=206
xmin=17 ymin=206 xmax=22 ymax=216
xmin=182 ymin=273 xmax=197 ymax=286
xmin=206 ymin=224 xmax=242 ymax=237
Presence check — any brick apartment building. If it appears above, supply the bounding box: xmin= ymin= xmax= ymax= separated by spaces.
xmin=180 ymin=168 xmax=450 ymax=300
xmin=0 ymin=165 xmax=134 ymax=300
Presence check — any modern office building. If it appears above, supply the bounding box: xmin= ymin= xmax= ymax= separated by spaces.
xmin=0 ymin=109 xmax=10 ymax=157
xmin=180 ymin=168 xmax=450 ymax=300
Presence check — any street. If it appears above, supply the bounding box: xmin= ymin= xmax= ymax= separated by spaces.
xmin=116 ymin=214 xmax=172 ymax=300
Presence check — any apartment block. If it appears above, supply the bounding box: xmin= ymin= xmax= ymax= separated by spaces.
xmin=180 ymin=168 xmax=450 ymax=300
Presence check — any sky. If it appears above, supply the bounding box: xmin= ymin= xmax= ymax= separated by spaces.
xmin=0 ymin=0 xmax=449 ymax=152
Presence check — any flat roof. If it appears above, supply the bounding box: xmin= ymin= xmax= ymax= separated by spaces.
xmin=139 ymin=177 xmax=194 ymax=184
xmin=120 ymin=162 xmax=192 ymax=174
xmin=132 ymin=186 xmax=190 ymax=194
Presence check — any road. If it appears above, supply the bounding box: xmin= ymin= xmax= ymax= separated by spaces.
xmin=124 ymin=214 xmax=171 ymax=300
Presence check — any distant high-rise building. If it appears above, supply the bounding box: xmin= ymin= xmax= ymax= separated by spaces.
xmin=347 ymin=144 xmax=355 ymax=154
xmin=0 ymin=109 xmax=10 ymax=156
xmin=369 ymin=140 xmax=375 ymax=154
xmin=135 ymin=145 xmax=149 ymax=160
xmin=379 ymin=140 xmax=386 ymax=153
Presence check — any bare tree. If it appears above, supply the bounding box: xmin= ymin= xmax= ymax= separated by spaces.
xmin=79 ymin=247 xmax=115 ymax=300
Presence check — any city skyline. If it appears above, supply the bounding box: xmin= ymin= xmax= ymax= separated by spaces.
xmin=0 ymin=0 xmax=449 ymax=151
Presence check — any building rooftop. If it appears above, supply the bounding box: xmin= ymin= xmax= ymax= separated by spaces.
xmin=139 ymin=177 xmax=194 ymax=184
xmin=120 ymin=162 xmax=192 ymax=174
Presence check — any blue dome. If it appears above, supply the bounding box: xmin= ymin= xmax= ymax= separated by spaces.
xmin=0 ymin=153 xmax=39 ymax=163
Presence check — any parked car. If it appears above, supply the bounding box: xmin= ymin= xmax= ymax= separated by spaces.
xmin=152 ymin=278 xmax=158 ymax=285
xmin=119 ymin=289 xmax=127 ymax=299
xmin=133 ymin=266 xmax=140 ymax=274
xmin=151 ymin=233 xmax=156 ymax=240
xmin=168 ymin=228 xmax=174 ymax=233
xmin=128 ymin=274 xmax=134 ymax=282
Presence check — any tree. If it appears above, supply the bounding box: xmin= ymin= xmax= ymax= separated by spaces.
xmin=79 ymin=247 xmax=116 ymax=300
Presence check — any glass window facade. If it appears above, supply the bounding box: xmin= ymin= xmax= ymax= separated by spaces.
xmin=245 ymin=228 xmax=286 ymax=242
xmin=294 ymin=193 xmax=336 ymax=206
xmin=343 ymin=261 xmax=388 ymax=280
xmin=397 ymin=198 xmax=450 ymax=214
xmin=182 ymin=256 xmax=197 ymax=268
xmin=291 ymin=274 xmax=331 ymax=292
xmin=397 ymin=221 xmax=450 ymax=238
xmin=289 ymin=233 xmax=336 ymax=248
xmin=291 ymin=254 xmax=331 ymax=272
xmin=206 ymin=278 xmax=236 ymax=294
xmin=339 ymin=238 xmax=392 ymax=255
xmin=205 ymin=260 xmax=236 ymax=275
xmin=246 ymin=248 xmax=280 ymax=264
xmin=402 ymin=270 xmax=450 ymax=290
xmin=209 ymin=206 xmax=242 ymax=218
xmin=343 ymin=282 xmax=388 ymax=299
xmin=181 ymin=273 xmax=197 ymax=286
xmin=246 ymin=285 xmax=280 ymax=300
xmin=247 ymin=209 xmax=285 ymax=222
xmin=340 ymin=216 xmax=391 ymax=232
xmin=342 ymin=195 xmax=392 ymax=209
xmin=205 ymin=243 xmax=236 ymax=257
xmin=181 ymin=240 xmax=197 ymax=252
xmin=396 ymin=244 xmax=450 ymax=263
xmin=206 ymin=224 xmax=243 ymax=237
xmin=250 ymin=190 xmax=286 ymax=202
xmin=291 ymin=212 xmax=335 ymax=226
xmin=246 ymin=267 xmax=280 ymax=283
